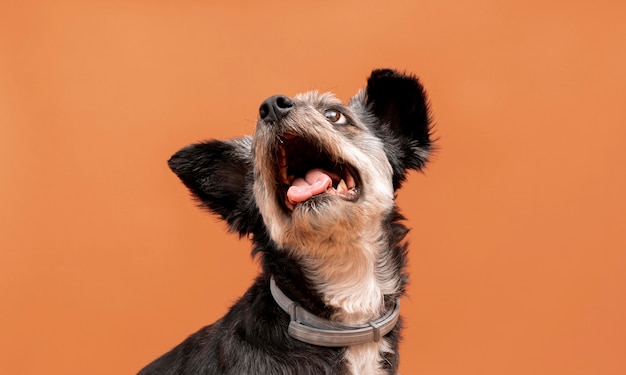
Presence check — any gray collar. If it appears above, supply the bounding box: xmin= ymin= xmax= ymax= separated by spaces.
xmin=269 ymin=276 xmax=400 ymax=347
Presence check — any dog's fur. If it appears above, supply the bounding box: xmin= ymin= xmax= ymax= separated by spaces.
xmin=138 ymin=69 xmax=433 ymax=375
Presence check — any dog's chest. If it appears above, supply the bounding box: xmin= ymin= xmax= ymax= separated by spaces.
xmin=344 ymin=340 xmax=394 ymax=375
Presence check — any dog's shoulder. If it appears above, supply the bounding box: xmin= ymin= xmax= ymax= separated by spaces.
xmin=139 ymin=277 xmax=346 ymax=374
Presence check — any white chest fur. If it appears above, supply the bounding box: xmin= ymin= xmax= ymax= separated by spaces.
xmin=301 ymin=225 xmax=400 ymax=374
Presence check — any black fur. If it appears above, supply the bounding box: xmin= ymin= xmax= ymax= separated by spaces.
xmin=139 ymin=69 xmax=432 ymax=375
xmin=167 ymin=139 xmax=259 ymax=236
xmin=364 ymin=69 xmax=433 ymax=190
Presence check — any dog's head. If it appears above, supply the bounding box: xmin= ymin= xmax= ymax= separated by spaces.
xmin=168 ymin=69 xmax=432 ymax=252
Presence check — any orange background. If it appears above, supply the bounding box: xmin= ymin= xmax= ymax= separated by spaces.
xmin=1 ymin=1 xmax=625 ymax=374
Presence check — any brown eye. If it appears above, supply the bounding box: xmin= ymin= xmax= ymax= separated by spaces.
xmin=324 ymin=110 xmax=347 ymax=125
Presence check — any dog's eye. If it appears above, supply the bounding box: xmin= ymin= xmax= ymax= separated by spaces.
xmin=324 ymin=110 xmax=347 ymax=125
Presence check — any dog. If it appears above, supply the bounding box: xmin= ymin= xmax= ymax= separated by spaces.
xmin=138 ymin=69 xmax=433 ymax=375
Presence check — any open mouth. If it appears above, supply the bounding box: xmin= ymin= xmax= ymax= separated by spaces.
xmin=276 ymin=134 xmax=360 ymax=211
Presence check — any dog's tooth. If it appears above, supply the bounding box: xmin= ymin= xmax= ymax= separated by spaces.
xmin=279 ymin=147 xmax=290 ymax=184
xmin=285 ymin=199 xmax=294 ymax=211
xmin=337 ymin=179 xmax=347 ymax=193
xmin=280 ymin=165 xmax=289 ymax=184
xmin=345 ymin=171 xmax=355 ymax=188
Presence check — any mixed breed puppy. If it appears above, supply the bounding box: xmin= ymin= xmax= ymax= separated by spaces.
xmin=139 ymin=69 xmax=434 ymax=374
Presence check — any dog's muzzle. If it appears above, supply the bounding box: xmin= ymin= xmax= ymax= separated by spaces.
xmin=256 ymin=95 xmax=362 ymax=211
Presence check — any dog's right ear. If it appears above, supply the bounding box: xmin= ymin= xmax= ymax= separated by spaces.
xmin=167 ymin=136 xmax=258 ymax=235
xmin=351 ymin=69 xmax=434 ymax=190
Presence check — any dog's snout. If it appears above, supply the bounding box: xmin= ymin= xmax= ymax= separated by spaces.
xmin=259 ymin=95 xmax=293 ymax=123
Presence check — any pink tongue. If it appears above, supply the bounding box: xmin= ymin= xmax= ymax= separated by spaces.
xmin=286 ymin=169 xmax=333 ymax=204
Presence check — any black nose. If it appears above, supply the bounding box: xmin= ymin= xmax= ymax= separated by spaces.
xmin=259 ymin=95 xmax=294 ymax=123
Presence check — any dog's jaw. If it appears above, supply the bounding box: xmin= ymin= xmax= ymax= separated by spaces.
xmin=277 ymin=134 xmax=361 ymax=211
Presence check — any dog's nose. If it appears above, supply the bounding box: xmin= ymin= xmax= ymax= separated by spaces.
xmin=259 ymin=95 xmax=294 ymax=123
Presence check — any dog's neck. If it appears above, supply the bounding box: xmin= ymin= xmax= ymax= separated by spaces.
xmin=282 ymin=221 xmax=403 ymax=375
xmin=270 ymin=276 xmax=400 ymax=347
xmin=294 ymin=221 xmax=401 ymax=325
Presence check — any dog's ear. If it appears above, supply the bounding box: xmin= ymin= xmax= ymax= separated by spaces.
xmin=167 ymin=136 xmax=258 ymax=235
xmin=351 ymin=69 xmax=433 ymax=189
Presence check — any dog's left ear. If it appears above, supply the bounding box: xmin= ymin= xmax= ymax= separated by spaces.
xmin=351 ymin=69 xmax=433 ymax=189
xmin=167 ymin=136 xmax=258 ymax=236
